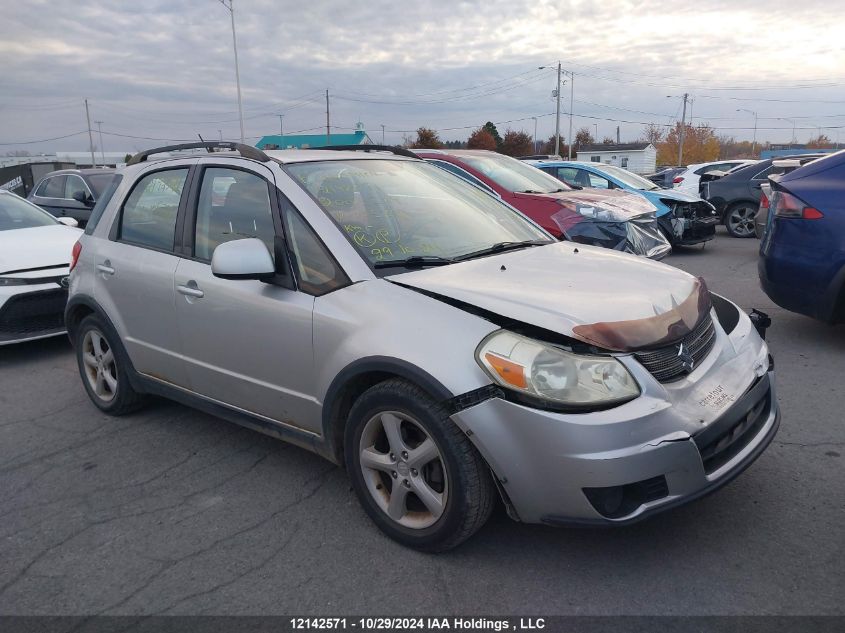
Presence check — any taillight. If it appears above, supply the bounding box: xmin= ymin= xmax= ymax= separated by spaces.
xmin=69 ymin=240 xmax=82 ymax=272
xmin=673 ymin=176 xmax=684 ymax=184
xmin=773 ymin=191 xmax=823 ymax=220
xmin=760 ymin=192 xmax=770 ymax=209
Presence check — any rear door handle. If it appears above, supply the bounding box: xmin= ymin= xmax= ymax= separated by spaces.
xmin=177 ymin=283 xmax=204 ymax=298
xmin=97 ymin=260 xmax=115 ymax=275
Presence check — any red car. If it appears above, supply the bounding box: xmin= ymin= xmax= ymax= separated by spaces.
xmin=415 ymin=149 xmax=671 ymax=259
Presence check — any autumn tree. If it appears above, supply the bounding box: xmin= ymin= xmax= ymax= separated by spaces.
xmin=499 ymin=130 xmax=533 ymax=157
xmin=656 ymin=123 xmax=720 ymax=165
xmin=409 ymin=127 xmax=444 ymax=149
xmin=540 ymin=135 xmax=568 ymax=156
xmin=467 ymin=127 xmax=497 ymax=150
xmin=483 ymin=121 xmax=503 ymax=150
xmin=806 ymin=134 xmax=833 ymax=149
xmin=574 ymin=127 xmax=594 ymax=150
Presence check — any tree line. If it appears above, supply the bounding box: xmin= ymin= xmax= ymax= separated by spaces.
xmin=403 ymin=121 xmax=840 ymax=166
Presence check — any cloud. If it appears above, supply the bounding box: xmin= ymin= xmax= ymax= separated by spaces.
xmin=1 ymin=0 xmax=844 ymax=153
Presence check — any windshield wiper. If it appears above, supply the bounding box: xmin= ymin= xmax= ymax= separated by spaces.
xmin=455 ymin=240 xmax=548 ymax=262
xmin=373 ymin=255 xmax=455 ymax=269
xmin=518 ymin=189 xmax=544 ymax=194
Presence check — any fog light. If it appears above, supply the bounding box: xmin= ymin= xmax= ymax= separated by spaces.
xmin=583 ymin=475 xmax=669 ymax=519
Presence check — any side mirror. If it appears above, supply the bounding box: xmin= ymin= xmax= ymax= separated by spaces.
xmin=211 ymin=238 xmax=275 ymax=281
xmin=72 ymin=190 xmax=94 ymax=206
xmin=57 ymin=217 xmax=79 ymax=228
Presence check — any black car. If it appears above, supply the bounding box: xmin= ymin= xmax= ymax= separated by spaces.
xmin=704 ymin=154 xmax=824 ymax=238
xmin=28 ymin=169 xmax=116 ymax=227
xmin=645 ymin=167 xmax=684 ymax=189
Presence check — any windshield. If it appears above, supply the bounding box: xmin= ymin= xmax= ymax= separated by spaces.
xmin=0 ymin=193 xmax=58 ymax=231
xmin=457 ymin=153 xmax=571 ymax=194
xmin=598 ymin=165 xmax=659 ymax=190
xmin=87 ymin=172 xmax=116 ymax=197
xmin=286 ymin=159 xmax=552 ymax=267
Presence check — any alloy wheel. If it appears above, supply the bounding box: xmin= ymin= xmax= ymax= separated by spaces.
xmin=81 ymin=329 xmax=118 ymax=403
xmin=727 ymin=205 xmax=756 ymax=237
xmin=358 ymin=410 xmax=448 ymax=529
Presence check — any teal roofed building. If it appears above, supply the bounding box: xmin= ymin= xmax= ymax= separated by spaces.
xmin=256 ymin=122 xmax=373 ymax=150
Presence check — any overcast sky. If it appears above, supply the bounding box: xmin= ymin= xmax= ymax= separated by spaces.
xmin=2 ymin=0 xmax=844 ymax=154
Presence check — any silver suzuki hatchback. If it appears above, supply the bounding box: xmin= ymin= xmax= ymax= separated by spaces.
xmin=66 ymin=143 xmax=779 ymax=551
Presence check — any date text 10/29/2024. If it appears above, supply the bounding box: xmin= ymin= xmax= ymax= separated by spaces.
xmin=290 ymin=618 xmax=547 ymax=631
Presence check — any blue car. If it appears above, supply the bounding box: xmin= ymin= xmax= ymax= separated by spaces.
xmin=759 ymin=150 xmax=845 ymax=323
xmin=529 ymin=160 xmax=719 ymax=246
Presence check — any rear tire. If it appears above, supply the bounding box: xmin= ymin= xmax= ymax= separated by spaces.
xmin=724 ymin=202 xmax=757 ymax=238
xmin=345 ymin=379 xmax=495 ymax=552
xmin=75 ymin=314 xmax=145 ymax=415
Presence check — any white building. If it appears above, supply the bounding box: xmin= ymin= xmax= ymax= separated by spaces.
xmin=575 ymin=143 xmax=657 ymax=175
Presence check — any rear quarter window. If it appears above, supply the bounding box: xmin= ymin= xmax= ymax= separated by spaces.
xmin=84 ymin=175 xmax=123 ymax=235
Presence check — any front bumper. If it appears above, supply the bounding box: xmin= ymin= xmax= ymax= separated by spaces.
xmin=658 ymin=207 xmax=719 ymax=246
xmin=451 ymin=311 xmax=778 ymax=525
xmin=0 ymin=283 xmax=69 ymax=345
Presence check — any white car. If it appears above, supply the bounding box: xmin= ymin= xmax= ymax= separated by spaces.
xmin=673 ymin=160 xmax=758 ymax=196
xmin=0 ymin=190 xmax=81 ymax=345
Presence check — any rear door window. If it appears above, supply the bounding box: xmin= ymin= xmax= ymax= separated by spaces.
xmin=118 ymin=168 xmax=189 ymax=252
xmin=65 ymin=175 xmax=90 ymax=200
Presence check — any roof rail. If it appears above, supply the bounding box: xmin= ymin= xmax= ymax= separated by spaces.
xmin=310 ymin=144 xmax=419 ymax=160
xmin=126 ymin=142 xmax=270 ymax=166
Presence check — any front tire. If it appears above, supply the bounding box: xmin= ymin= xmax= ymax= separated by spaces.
xmin=725 ymin=202 xmax=757 ymax=238
xmin=75 ymin=314 xmax=145 ymax=415
xmin=345 ymin=379 xmax=495 ymax=552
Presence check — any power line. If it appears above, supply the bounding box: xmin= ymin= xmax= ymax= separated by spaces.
xmin=0 ymin=131 xmax=87 ymax=145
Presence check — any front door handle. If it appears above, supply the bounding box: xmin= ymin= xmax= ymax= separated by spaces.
xmin=177 ymin=283 xmax=204 ymax=298
xmin=97 ymin=260 xmax=115 ymax=275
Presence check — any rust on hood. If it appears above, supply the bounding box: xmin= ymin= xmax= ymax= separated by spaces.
xmin=571 ymin=277 xmax=712 ymax=352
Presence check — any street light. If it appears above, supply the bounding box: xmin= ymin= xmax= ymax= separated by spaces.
xmin=539 ymin=63 xmax=574 ymax=159
xmin=737 ymin=108 xmax=758 ymax=157
xmin=217 ymin=0 xmax=245 ymax=144
xmin=776 ymin=117 xmax=796 ymax=145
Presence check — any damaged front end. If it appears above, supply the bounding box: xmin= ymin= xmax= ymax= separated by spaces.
xmin=551 ymin=202 xmax=672 ymax=260
xmin=658 ymin=199 xmax=719 ymax=246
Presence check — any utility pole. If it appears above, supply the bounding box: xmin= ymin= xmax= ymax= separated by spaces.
xmin=531 ymin=117 xmax=538 ymax=153
xmin=616 ymin=125 xmax=620 ymax=143
xmin=218 ymin=129 xmax=223 ymax=141
xmin=278 ymin=114 xmax=284 ymax=137
xmin=95 ymin=120 xmax=105 ymax=165
xmin=568 ymin=71 xmax=574 ymax=159
xmin=218 ymin=0 xmax=245 ymax=143
xmin=593 ymin=123 xmax=598 ymax=140
xmin=381 ymin=124 xmax=385 ymax=144
xmin=325 ymin=89 xmax=331 ymax=146
xmin=554 ymin=62 xmax=561 ymax=156
xmin=678 ymin=93 xmax=689 ymax=166
xmin=84 ymin=99 xmax=96 ymax=167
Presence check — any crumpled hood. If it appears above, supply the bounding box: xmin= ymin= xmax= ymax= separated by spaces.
xmin=389 ymin=241 xmax=709 ymax=351
xmin=0 ymin=225 xmax=81 ymax=274
xmin=518 ymin=187 xmax=657 ymax=220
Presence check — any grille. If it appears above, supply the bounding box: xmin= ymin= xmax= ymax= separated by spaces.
xmin=0 ymin=288 xmax=67 ymax=341
xmin=695 ymin=377 xmax=771 ymax=474
xmin=634 ymin=313 xmax=717 ymax=382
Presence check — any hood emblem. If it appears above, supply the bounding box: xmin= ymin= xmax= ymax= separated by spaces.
xmin=60 ymin=276 xmax=70 ymax=288
xmin=677 ymin=342 xmax=695 ymax=373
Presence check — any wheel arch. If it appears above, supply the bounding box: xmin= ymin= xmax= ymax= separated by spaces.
xmin=320 ymin=357 xmax=454 ymax=465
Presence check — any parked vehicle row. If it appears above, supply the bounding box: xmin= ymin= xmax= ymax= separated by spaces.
xmin=704 ymin=154 xmax=825 ymax=238
xmin=527 ymin=159 xmax=719 ymax=246
xmin=416 ymin=149 xmax=672 ymax=259
xmin=61 ymin=142 xmax=779 ymax=551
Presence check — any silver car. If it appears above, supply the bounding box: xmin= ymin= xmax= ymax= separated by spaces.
xmin=66 ymin=142 xmax=780 ymax=551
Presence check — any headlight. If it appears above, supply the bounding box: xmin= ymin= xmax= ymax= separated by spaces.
xmin=476 ymin=330 xmax=640 ymax=409
xmin=0 ymin=277 xmax=28 ymax=286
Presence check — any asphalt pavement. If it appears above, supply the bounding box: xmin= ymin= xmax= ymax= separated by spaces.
xmin=1 ymin=228 xmax=843 ymax=616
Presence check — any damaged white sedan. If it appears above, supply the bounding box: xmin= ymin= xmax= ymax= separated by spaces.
xmin=66 ymin=143 xmax=779 ymax=552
